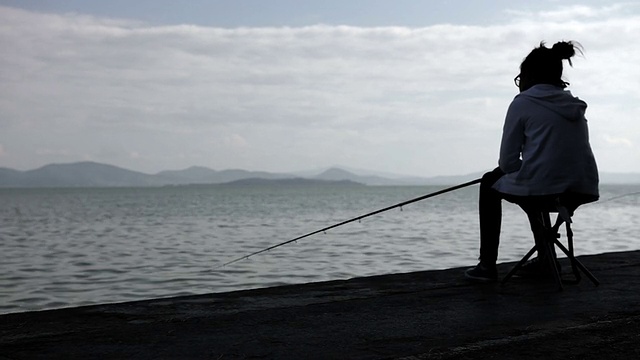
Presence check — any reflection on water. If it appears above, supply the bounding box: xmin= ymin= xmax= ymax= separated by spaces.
xmin=1 ymin=184 xmax=638 ymax=313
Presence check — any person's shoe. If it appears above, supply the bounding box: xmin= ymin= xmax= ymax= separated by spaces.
xmin=465 ymin=262 xmax=498 ymax=282
xmin=517 ymin=257 xmax=562 ymax=279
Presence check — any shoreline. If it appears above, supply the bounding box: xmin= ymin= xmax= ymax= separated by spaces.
xmin=2 ymin=250 xmax=640 ymax=359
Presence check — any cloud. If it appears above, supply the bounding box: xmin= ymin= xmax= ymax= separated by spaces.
xmin=603 ymin=135 xmax=634 ymax=148
xmin=35 ymin=148 xmax=72 ymax=156
xmin=129 ymin=151 xmax=143 ymax=159
xmin=1 ymin=4 xmax=639 ymax=175
xmin=505 ymin=3 xmax=637 ymax=21
xmin=225 ymin=134 xmax=248 ymax=148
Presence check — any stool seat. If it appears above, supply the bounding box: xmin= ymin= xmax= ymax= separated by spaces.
xmin=502 ymin=193 xmax=599 ymax=290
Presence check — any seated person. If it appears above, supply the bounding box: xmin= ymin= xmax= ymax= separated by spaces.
xmin=465 ymin=40 xmax=599 ymax=282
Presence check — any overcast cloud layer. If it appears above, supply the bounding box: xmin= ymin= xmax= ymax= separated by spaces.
xmin=1 ymin=4 xmax=639 ymax=176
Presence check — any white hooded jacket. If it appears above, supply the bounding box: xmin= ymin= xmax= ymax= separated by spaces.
xmin=492 ymin=84 xmax=599 ymax=197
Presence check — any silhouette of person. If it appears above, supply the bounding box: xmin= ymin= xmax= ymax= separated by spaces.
xmin=465 ymin=41 xmax=599 ymax=282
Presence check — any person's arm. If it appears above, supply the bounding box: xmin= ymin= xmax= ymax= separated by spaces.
xmin=498 ymin=100 xmax=525 ymax=174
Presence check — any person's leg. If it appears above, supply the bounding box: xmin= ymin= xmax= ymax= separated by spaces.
xmin=465 ymin=168 xmax=504 ymax=281
xmin=478 ymin=168 xmax=505 ymax=265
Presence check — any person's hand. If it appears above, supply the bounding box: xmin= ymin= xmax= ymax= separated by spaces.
xmin=492 ymin=167 xmax=505 ymax=176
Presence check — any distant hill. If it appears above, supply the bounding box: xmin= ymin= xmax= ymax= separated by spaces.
xmin=314 ymin=168 xmax=401 ymax=185
xmin=0 ymin=161 xmax=638 ymax=188
xmin=219 ymin=177 xmax=364 ymax=187
xmin=0 ymin=162 xmax=163 ymax=188
xmin=155 ymin=166 xmax=290 ymax=184
xmin=0 ymin=168 xmax=22 ymax=185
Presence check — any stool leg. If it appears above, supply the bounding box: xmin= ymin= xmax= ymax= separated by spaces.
xmin=539 ymin=213 xmax=563 ymax=290
xmin=566 ymin=222 xmax=582 ymax=283
xmin=543 ymin=224 xmax=563 ymax=290
xmin=502 ymin=246 xmax=537 ymax=284
xmin=546 ymin=241 xmax=563 ymax=291
xmin=554 ymin=240 xmax=600 ymax=286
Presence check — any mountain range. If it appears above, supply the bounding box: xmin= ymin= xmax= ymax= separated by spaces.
xmin=0 ymin=161 xmax=638 ymax=188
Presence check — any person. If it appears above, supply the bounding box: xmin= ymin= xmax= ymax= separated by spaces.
xmin=465 ymin=40 xmax=599 ymax=282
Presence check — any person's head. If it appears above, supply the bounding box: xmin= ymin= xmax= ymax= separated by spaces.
xmin=514 ymin=41 xmax=583 ymax=92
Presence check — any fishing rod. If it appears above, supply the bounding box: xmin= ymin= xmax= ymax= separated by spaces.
xmin=218 ymin=177 xmax=482 ymax=268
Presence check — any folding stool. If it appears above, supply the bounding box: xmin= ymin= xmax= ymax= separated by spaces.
xmin=502 ymin=194 xmax=600 ymax=291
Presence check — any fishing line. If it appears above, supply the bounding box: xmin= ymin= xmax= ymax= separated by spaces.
xmin=217 ymin=178 xmax=482 ymax=268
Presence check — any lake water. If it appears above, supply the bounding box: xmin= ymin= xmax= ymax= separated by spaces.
xmin=1 ymin=183 xmax=638 ymax=314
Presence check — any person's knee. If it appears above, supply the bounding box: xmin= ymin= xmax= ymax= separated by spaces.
xmin=481 ymin=168 xmax=504 ymax=189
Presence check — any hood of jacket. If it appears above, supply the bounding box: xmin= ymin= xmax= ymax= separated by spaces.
xmin=517 ymin=84 xmax=587 ymax=122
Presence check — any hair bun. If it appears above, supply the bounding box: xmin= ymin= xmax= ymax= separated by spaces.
xmin=552 ymin=41 xmax=577 ymax=60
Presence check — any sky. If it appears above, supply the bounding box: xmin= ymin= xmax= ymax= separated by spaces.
xmin=1 ymin=1 xmax=639 ymax=177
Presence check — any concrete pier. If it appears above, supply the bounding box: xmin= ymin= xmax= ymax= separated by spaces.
xmin=1 ymin=250 xmax=640 ymax=359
